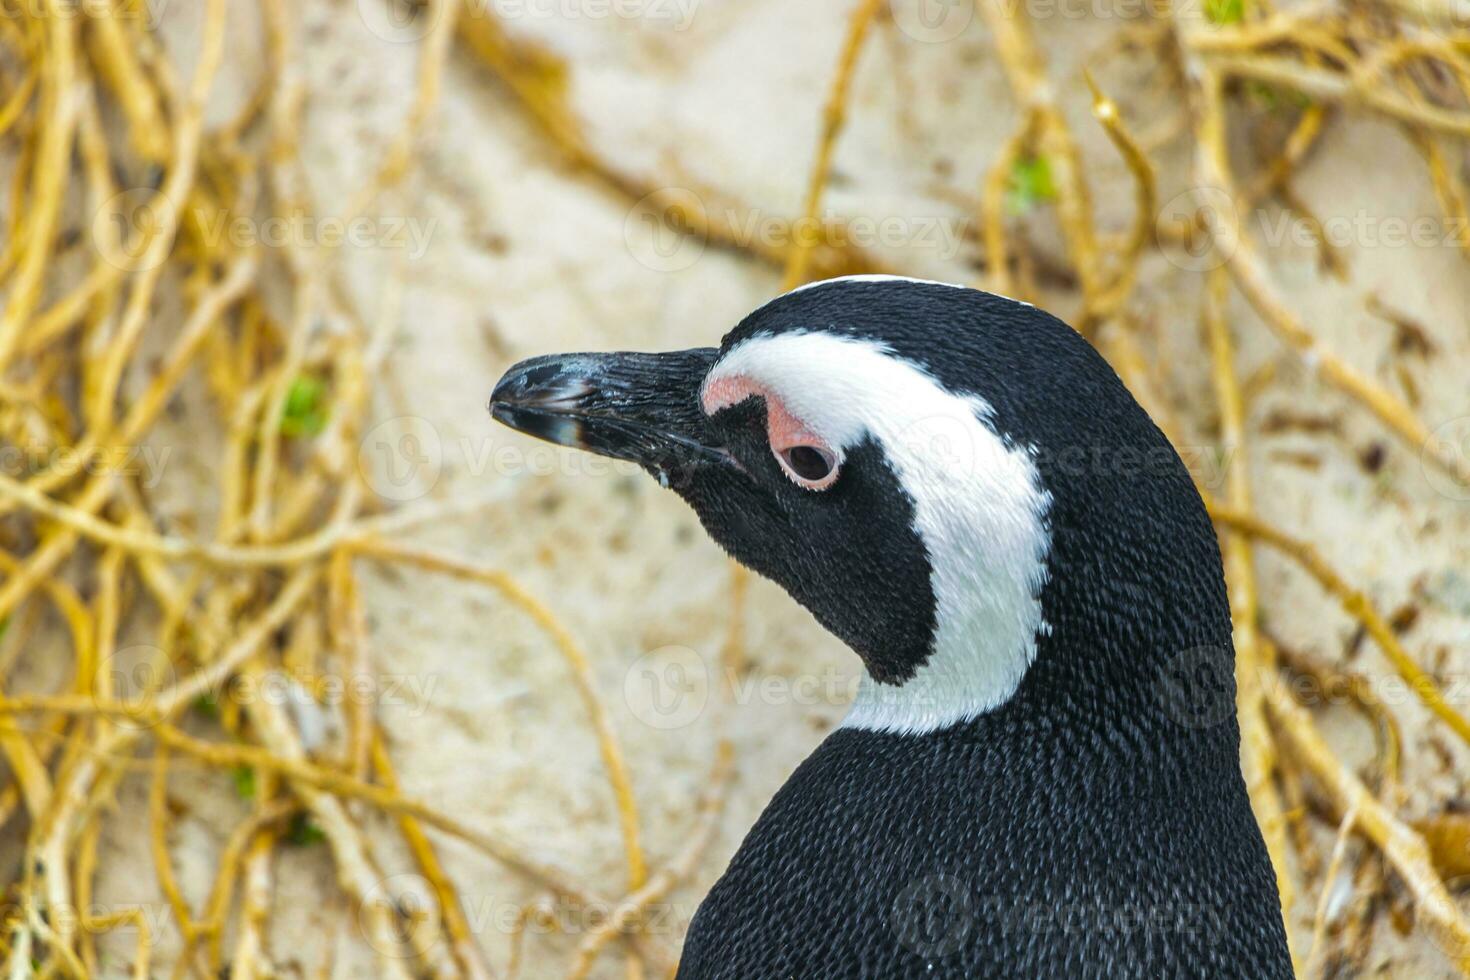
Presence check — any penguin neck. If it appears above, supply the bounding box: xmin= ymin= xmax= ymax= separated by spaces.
xmin=839 ymin=620 xmax=1242 ymax=797
xmin=843 ymin=626 xmax=1229 ymax=765
xmin=844 ymin=481 xmax=1239 ymax=754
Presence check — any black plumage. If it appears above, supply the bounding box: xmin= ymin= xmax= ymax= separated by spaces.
xmin=491 ymin=279 xmax=1293 ymax=979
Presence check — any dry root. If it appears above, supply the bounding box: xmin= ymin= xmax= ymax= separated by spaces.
xmin=1 ymin=0 xmax=1468 ymax=976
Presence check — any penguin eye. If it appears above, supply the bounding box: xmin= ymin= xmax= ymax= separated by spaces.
xmin=776 ymin=444 xmax=840 ymax=490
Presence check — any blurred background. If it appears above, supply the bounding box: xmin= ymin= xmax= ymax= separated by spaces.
xmin=0 ymin=0 xmax=1469 ymax=976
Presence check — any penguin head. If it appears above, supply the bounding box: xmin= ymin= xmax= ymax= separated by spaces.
xmin=491 ymin=276 xmax=1227 ymax=735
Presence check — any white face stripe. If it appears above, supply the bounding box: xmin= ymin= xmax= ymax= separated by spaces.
xmin=787 ymin=274 xmax=1034 ymax=308
xmin=704 ymin=332 xmax=1052 ymax=735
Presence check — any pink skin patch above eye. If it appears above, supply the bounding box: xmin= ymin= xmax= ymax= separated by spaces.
xmin=701 ymin=375 xmax=840 ymax=489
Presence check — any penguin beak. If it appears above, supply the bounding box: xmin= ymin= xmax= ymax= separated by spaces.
xmin=489 ymin=348 xmax=732 ymax=481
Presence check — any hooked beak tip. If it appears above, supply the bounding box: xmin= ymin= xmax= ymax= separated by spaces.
xmin=490 ymin=359 xmax=594 ymax=414
xmin=488 ymin=356 xmax=603 ymax=453
xmin=487 ymin=348 xmax=730 ymax=476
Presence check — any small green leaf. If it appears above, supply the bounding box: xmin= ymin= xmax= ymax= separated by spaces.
xmin=281 ymin=375 xmax=328 ymax=437
xmin=232 ymin=765 xmax=257 ymax=801
xmin=1246 ymin=81 xmax=1312 ymax=111
xmin=286 ymin=812 xmax=326 ymax=847
xmin=1247 ymin=81 xmax=1279 ymax=109
xmin=1206 ymin=0 xmax=1244 ymax=24
xmin=192 ymin=692 xmax=220 ymax=719
xmin=0 ymin=617 xmax=9 ymax=643
xmin=1006 ymin=156 xmax=1057 ymax=215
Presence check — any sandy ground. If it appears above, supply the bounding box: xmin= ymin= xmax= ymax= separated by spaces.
xmin=4 ymin=0 xmax=1469 ymax=976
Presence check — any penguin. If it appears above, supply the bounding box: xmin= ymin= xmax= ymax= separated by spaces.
xmin=489 ymin=276 xmax=1293 ymax=979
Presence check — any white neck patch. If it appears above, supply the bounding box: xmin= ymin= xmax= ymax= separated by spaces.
xmin=704 ymin=331 xmax=1052 ymax=736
